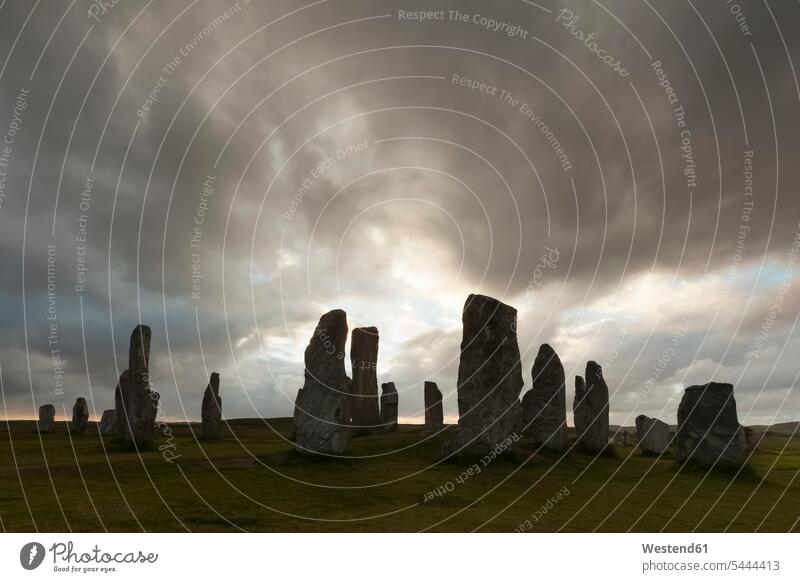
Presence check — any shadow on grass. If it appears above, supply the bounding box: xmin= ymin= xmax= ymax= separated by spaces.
xmin=675 ymin=458 xmax=761 ymax=482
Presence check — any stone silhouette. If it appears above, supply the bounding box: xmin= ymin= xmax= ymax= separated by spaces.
xmin=676 ymin=382 xmax=746 ymax=465
xmin=293 ymin=309 xmax=352 ymax=454
xmin=444 ymin=294 xmax=523 ymax=454
xmin=521 ymin=344 xmax=567 ymax=451
xmin=116 ymin=325 xmax=157 ymax=447
xmin=350 ymin=326 xmax=381 ymax=435
xmin=573 ymin=361 xmax=610 ymax=452
xmin=201 ymin=372 xmax=222 ymax=438
xmin=38 ymin=404 xmax=55 ymax=433
xmin=424 ymin=381 xmax=444 ymax=432
xmin=98 ymin=409 xmax=116 ymax=436
xmin=380 ymin=382 xmax=399 ymax=432
xmin=635 ymin=415 xmax=671 ymax=455
xmin=70 ymin=397 xmax=89 ymax=434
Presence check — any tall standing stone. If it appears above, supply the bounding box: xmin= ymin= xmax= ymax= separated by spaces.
xmin=201 ymin=372 xmax=222 ymax=438
xmin=350 ymin=327 xmax=381 ymax=435
xmin=380 ymin=382 xmax=399 ymax=432
xmin=38 ymin=404 xmax=56 ymax=433
xmin=573 ymin=361 xmax=610 ymax=452
xmin=424 ymin=381 xmax=443 ymax=432
xmin=521 ymin=344 xmax=567 ymax=451
xmin=70 ymin=397 xmax=89 ymax=434
xmin=444 ymin=294 xmax=523 ymax=454
xmin=635 ymin=415 xmax=671 ymax=455
xmin=293 ymin=310 xmax=352 ymax=454
xmin=676 ymin=382 xmax=746 ymax=465
xmin=98 ymin=409 xmax=116 ymax=436
xmin=117 ymin=325 xmax=156 ymax=447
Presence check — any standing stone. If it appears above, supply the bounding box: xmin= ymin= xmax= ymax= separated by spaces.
xmin=521 ymin=344 xmax=567 ymax=451
xmin=38 ymin=404 xmax=56 ymax=433
xmin=98 ymin=409 xmax=116 ymax=436
xmin=444 ymin=294 xmax=523 ymax=454
xmin=573 ymin=361 xmax=610 ymax=452
xmin=380 ymin=382 xmax=399 ymax=432
xmin=424 ymin=381 xmax=444 ymax=432
xmin=676 ymin=382 xmax=746 ymax=465
xmin=350 ymin=327 xmax=381 ymax=435
xmin=201 ymin=372 xmax=222 ymax=438
xmin=70 ymin=397 xmax=89 ymax=434
xmin=117 ymin=325 xmax=156 ymax=447
xmin=635 ymin=415 xmax=671 ymax=455
xmin=293 ymin=310 xmax=352 ymax=454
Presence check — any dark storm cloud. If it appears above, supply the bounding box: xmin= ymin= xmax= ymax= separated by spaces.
xmin=0 ymin=0 xmax=798 ymax=425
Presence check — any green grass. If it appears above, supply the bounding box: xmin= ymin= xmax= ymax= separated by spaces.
xmin=1 ymin=419 xmax=798 ymax=532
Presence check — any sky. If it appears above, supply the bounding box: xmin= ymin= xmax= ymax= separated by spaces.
xmin=0 ymin=0 xmax=798 ymax=427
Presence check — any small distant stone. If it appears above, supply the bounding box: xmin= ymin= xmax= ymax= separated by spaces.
xmin=424 ymin=381 xmax=444 ymax=433
xmin=38 ymin=404 xmax=56 ymax=433
xmin=98 ymin=409 xmax=116 ymax=436
xmin=380 ymin=382 xmax=399 ymax=432
xmin=201 ymin=372 xmax=222 ymax=438
xmin=70 ymin=398 xmax=89 ymax=435
xmin=635 ymin=415 xmax=671 ymax=455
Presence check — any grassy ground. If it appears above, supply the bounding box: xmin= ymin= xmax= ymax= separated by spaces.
xmin=1 ymin=419 xmax=798 ymax=532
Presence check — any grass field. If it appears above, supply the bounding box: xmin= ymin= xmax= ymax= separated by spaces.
xmin=1 ymin=419 xmax=798 ymax=532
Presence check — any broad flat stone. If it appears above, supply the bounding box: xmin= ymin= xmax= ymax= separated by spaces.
xmin=444 ymin=294 xmax=523 ymax=454
xmin=98 ymin=409 xmax=116 ymax=436
xmin=573 ymin=361 xmax=610 ymax=452
xmin=521 ymin=344 xmax=567 ymax=451
xmin=350 ymin=327 xmax=381 ymax=435
xmin=293 ymin=310 xmax=352 ymax=454
xmin=380 ymin=382 xmax=399 ymax=432
xmin=38 ymin=404 xmax=55 ymax=433
xmin=676 ymin=382 xmax=746 ymax=465
xmin=635 ymin=415 xmax=671 ymax=455
xmin=201 ymin=372 xmax=222 ymax=438
xmin=424 ymin=381 xmax=443 ymax=433
xmin=70 ymin=397 xmax=89 ymax=434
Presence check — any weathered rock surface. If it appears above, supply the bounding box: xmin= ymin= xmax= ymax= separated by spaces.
xmin=380 ymin=382 xmax=399 ymax=432
xmin=116 ymin=325 xmax=156 ymax=447
xmin=573 ymin=361 xmax=610 ymax=452
xmin=635 ymin=415 xmax=671 ymax=455
xmin=444 ymin=294 xmax=523 ymax=454
xmin=521 ymin=344 xmax=566 ymax=451
xmin=424 ymin=381 xmax=443 ymax=433
xmin=38 ymin=404 xmax=56 ymax=433
xmin=98 ymin=409 xmax=116 ymax=436
xmin=201 ymin=372 xmax=222 ymax=438
xmin=293 ymin=310 xmax=352 ymax=454
xmin=350 ymin=326 xmax=381 ymax=435
xmin=676 ymin=382 xmax=746 ymax=465
xmin=70 ymin=397 xmax=89 ymax=434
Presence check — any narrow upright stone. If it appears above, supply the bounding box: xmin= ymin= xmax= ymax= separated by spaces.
xmin=380 ymin=382 xmax=399 ymax=432
xmin=424 ymin=381 xmax=443 ymax=432
xmin=118 ymin=325 xmax=156 ymax=447
xmin=521 ymin=344 xmax=567 ymax=451
xmin=293 ymin=310 xmax=352 ymax=454
xmin=635 ymin=415 xmax=671 ymax=455
xmin=572 ymin=361 xmax=610 ymax=452
xmin=38 ymin=404 xmax=56 ymax=433
xmin=201 ymin=372 xmax=222 ymax=438
xmin=350 ymin=326 xmax=381 ymax=435
xmin=70 ymin=397 xmax=89 ymax=434
xmin=98 ymin=409 xmax=116 ymax=436
xmin=444 ymin=294 xmax=523 ymax=454
xmin=676 ymin=382 xmax=746 ymax=465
